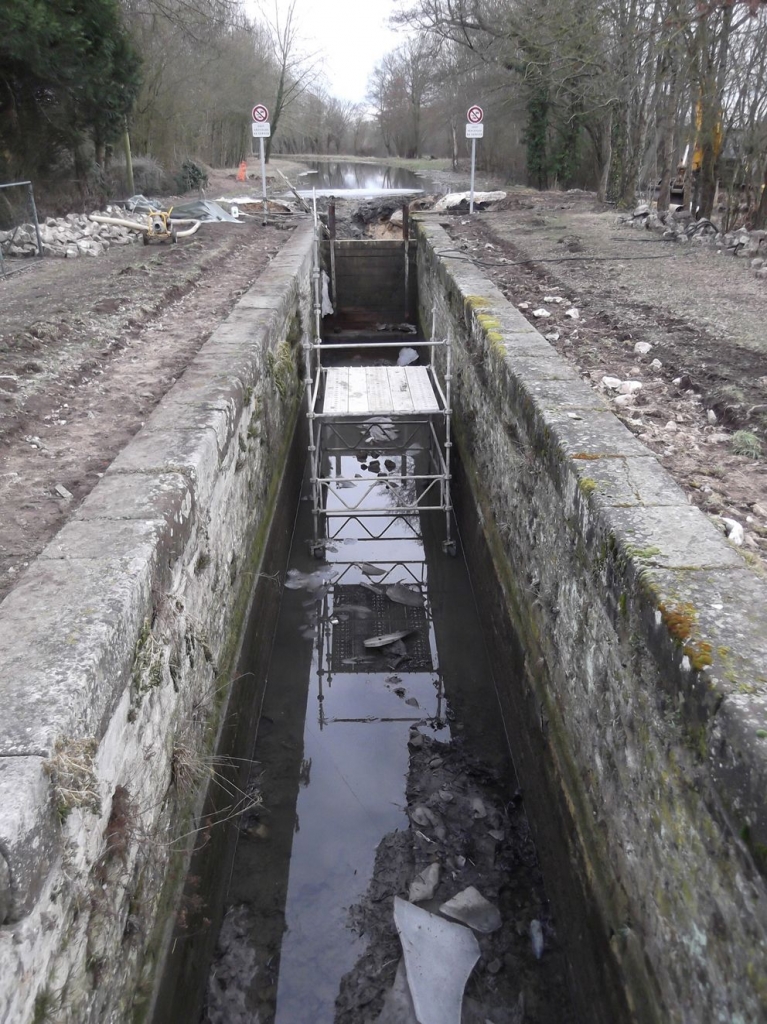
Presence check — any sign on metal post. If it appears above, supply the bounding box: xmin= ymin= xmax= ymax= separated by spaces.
xmin=466 ymin=105 xmax=484 ymax=214
xmin=252 ymin=104 xmax=270 ymax=224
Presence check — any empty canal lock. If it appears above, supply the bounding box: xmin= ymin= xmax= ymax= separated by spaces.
xmin=186 ymin=228 xmax=576 ymax=1024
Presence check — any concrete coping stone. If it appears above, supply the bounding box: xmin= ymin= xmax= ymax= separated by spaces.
xmin=106 ymin=422 xmax=225 ymax=510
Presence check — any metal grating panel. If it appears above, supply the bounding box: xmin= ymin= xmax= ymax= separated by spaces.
xmin=330 ymin=584 xmax=432 ymax=672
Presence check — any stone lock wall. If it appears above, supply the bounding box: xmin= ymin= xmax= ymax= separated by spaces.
xmin=0 ymin=227 xmax=315 ymax=1023
xmin=416 ymin=218 xmax=767 ymax=1024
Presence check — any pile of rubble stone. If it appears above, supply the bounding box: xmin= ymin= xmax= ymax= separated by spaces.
xmin=0 ymin=207 xmax=143 ymax=258
xmin=619 ymin=203 xmax=767 ymax=275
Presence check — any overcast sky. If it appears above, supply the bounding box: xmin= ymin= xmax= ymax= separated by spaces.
xmin=245 ymin=0 xmax=405 ymax=105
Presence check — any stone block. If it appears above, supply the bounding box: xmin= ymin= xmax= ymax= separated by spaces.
xmin=0 ymin=757 xmax=57 ymax=922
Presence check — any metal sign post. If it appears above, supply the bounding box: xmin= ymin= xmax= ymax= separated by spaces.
xmin=466 ymin=105 xmax=484 ymax=214
xmin=251 ymin=104 xmax=270 ymax=224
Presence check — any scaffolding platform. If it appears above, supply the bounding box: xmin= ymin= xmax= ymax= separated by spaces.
xmin=304 ymin=210 xmax=454 ymax=558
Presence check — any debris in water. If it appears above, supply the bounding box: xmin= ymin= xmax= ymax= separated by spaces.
xmin=386 ymin=583 xmax=425 ymax=607
xmin=377 ymin=322 xmax=417 ymax=334
xmin=284 ymin=566 xmax=337 ymax=591
xmin=364 ymin=629 xmax=415 ymax=648
xmin=405 ymin=697 xmax=419 ymax=707
xmin=357 ymin=561 xmax=386 ymax=576
xmin=364 ymin=420 xmax=399 ymax=444
xmin=360 ymin=580 xmax=385 ymax=597
xmin=530 ymin=919 xmax=545 ymax=958
xmin=336 ymin=603 xmax=374 ymax=617
xmin=397 ymin=347 xmax=419 ymax=366
xmin=408 ymin=862 xmax=441 ymax=903
xmin=393 ymin=897 xmax=480 ymax=1024
xmin=439 ymin=886 xmax=502 ymax=934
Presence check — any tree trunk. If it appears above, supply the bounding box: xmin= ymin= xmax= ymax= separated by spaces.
xmin=754 ymin=159 xmax=767 ymax=229
xmin=597 ymin=112 xmax=613 ymax=203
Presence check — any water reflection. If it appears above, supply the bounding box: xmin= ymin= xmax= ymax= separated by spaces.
xmin=203 ymin=444 xmax=511 ymax=1022
xmin=291 ymin=161 xmax=433 ymax=197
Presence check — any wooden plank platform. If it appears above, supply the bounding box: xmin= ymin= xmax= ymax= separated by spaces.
xmin=322 ymin=366 xmax=440 ymax=416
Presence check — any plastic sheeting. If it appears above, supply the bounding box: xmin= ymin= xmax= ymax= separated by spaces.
xmin=393 ymin=897 xmax=479 ymax=1024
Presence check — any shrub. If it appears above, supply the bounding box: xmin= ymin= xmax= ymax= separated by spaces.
xmin=731 ymin=430 xmax=763 ymax=459
xmin=175 ymin=158 xmax=209 ymax=193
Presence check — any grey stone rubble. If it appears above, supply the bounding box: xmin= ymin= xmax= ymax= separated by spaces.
xmin=0 ymin=206 xmax=144 ymax=258
xmin=618 ymin=204 xmax=767 ymax=277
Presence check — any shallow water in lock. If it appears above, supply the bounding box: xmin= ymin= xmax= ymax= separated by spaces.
xmin=200 ymin=436 xmax=575 ymax=1023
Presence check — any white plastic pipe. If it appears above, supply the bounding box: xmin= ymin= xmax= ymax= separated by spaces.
xmin=174 ymin=221 xmax=201 ymax=237
xmin=90 ymin=214 xmax=147 ymax=233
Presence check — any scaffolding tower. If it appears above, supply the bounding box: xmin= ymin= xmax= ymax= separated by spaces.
xmin=303 ymin=203 xmax=455 ymax=559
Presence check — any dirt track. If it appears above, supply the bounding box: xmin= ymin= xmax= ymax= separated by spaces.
xmin=0 ymin=215 xmax=299 ymax=601
xmin=444 ymin=192 xmax=767 ymax=573
xmin=3 ymin=176 xmax=766 ymax=604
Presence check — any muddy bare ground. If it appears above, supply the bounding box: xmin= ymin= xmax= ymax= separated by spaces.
xmin=0 ymin=214 xmax=301 ymax=601
xmin=334 ymin=733 xmax=574 ymax=1024
xmin=442 ymin=193 xmax=767 ymax=573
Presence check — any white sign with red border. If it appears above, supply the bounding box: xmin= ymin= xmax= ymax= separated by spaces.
xmin=252 ymin=104 xmax=269 ymax=123
xmin=467 ymin=104 xmax=484 ymax=124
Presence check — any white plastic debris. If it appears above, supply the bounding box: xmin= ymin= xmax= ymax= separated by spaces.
xmin=393 ymin=897 xmax=479 ymax=1024
xmin=618 ymin=380 xmax=642 ymax=394
xmin=397 ymin=347 xmax=419 ymax=367
xmin=721 ymin=517 xmax=744 ymax=546
xmin=634 ymin=341 xmax=652 ymax=356
xmin=614 ymin=394 xmax=636 ymax=408
xmin=439 ymin=886 xmax=502 ymax=934
xmin=433 ymin=190 xmax=506 ymax=211
xmin=321 ymin=270 xmax=334 ymax=317
xmin=564 ymin=307 xmax=580 ymax=319
xmin=707 ymin=409 xmax=717 ymax=424
xmin=543 ymin=295 xmax=564 ymax=303
xmin=601 ymin=376 xmax=622 ymax=390
xmin=544 ymin=332 xmax=561 ymax=342
xmin=650 ymin=359 xmax=663 ymax=371
xmin=532 ymin=308 xmax=551 ymax=318
xmin=664 ymin=421 xmax=678 ymax=432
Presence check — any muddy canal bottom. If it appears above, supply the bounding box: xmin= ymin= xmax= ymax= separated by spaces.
xmin=202 ymin=451 xmax=575 ymax=1024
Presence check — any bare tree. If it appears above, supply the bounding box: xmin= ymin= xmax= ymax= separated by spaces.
xmin=260 ymin=0 xmax=321 ymax=160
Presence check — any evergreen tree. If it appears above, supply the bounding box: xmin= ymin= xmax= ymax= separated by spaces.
xmin=0 ymin=0 xmax=141 ymax=181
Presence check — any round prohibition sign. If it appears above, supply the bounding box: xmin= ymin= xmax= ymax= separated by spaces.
xmin=467 ymin=105 xmax=484 ymax=124
xmin=252 ymin=104 xmax=269 ymax=123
